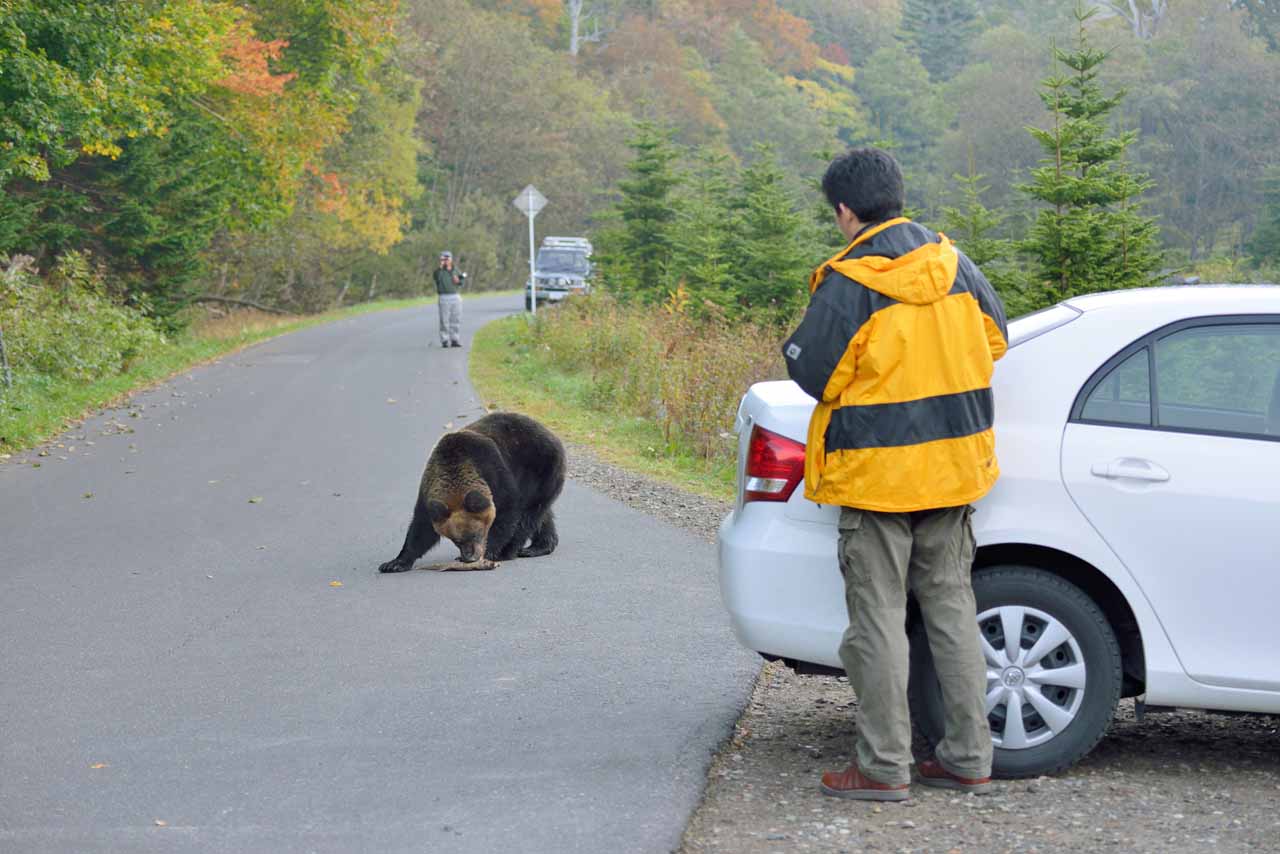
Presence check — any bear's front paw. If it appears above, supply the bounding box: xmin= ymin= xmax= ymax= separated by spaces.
xmin=378 ymin=558 xmax=413 ymax=573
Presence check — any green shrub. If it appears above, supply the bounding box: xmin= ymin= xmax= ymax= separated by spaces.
xmin=1 ymin=252 xmax=164 ymax=382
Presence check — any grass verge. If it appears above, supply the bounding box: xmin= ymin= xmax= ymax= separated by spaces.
xmin=469 ymin=314 xmax=737 ymax=501
xmin=0 ymin=295 xmax=463 ymax=454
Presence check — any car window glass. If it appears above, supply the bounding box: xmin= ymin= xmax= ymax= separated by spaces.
xmin=1081 ymin=348 xmax=1151 ymax=425
xmin=1155 ymin=324 xmax=1280 ymax=438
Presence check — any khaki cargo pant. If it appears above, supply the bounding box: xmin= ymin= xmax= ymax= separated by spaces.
xmin=837 ymin=505 xmax=993 ymax=786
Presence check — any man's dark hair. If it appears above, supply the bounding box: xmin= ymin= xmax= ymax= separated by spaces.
xmin=821 ymin=147 xmax=905 ymax=224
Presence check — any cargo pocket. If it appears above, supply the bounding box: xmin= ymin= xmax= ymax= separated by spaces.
xmin=958 ymin=505 xmax=977 ymax=582
xmin=836 ymin=507 xmax=867 ymax=585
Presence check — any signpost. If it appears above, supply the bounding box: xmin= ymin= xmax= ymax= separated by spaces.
xmin=512 ymin=184 xmax=547 ymax=315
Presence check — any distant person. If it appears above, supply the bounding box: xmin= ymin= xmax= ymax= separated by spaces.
xmin=433 ymin=250 xmax=466 ymax=348
xmin=782 ymin=147 xmax=1008 ymax=801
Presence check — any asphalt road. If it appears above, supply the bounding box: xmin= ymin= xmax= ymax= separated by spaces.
xmin=0 ymin=294 xmax=759 ymax=854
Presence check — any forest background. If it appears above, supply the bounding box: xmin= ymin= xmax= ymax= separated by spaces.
xmin=3 ymin=0 xmax=1280 ymax=462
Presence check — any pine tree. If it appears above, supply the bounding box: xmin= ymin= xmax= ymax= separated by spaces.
xmin=668 ymin=153 xmax=735 ymax=317
xmin=599 ymin=121 xmax=681 ymax=303
xmin=897 ymin=0 xmax=981 ymax=82
xmin=1247 ymin=165 xmax=1280 ymax=269
xmin=941 ymin=164 xmax=1033 ymax=315
xmin=728 ymin=148 xmax=813 ymax=320
xmin=942 ymin=167 xmax=1010 ymax=269
xmin=1018 ymin=6 xmax=1162 ymax=309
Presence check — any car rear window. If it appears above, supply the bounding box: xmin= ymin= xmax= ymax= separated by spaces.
xmin=1008 ymin=304 xmax=1081 ymax=348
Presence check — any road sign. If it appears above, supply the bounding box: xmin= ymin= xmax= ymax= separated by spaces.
xmin=513 ymin=185 xmax=547 ymax=218
xmin=513 ymin=185 xmax=548 ymax=315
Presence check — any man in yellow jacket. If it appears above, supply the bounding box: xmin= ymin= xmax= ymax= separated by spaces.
xmin=783 ymin=147 xmax=1008 ymax=801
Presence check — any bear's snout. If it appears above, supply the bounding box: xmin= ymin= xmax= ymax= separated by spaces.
xmin=456 ymin=536 xmax=484 ymax=563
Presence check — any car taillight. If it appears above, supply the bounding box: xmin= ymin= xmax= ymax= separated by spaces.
xmin=743 ymin=425 xmax=806 ymax=503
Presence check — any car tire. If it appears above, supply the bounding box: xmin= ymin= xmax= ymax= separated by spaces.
xmin=908 ymin=565 xmax=1122 ymax=779
xmin=525 ymin=295 xmax=533 ymax=312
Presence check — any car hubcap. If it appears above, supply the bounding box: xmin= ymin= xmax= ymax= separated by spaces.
xmin=978 ymin=605 xmax=1087 ymax=750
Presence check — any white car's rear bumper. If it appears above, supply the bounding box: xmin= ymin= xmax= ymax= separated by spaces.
xmin=717 ymin=503 xmax=847 ymax=669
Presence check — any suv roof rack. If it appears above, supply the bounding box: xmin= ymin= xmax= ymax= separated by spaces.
xmin=542 ymin=236 xmax=593 ymax=254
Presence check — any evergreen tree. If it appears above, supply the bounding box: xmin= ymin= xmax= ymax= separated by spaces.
xmin=728 ymin=148 xmax=813 ymax=320
xmin=940 ymin=163 xmax=1035 ymax=315
xmin=668 ymin=153 xmax=735 ymax=316
xmin=942 ymin=169 xmax=1010 ymax=269
xmin=897 ymin=0 xmax=981 ymax=82
xmin=1247 ymin=165 xmax=1280 ymax=269
xmin=1018 ymin=6 xmax=1161 ymax=309
xmin=599 ymin=121 xmax=681 ymax=303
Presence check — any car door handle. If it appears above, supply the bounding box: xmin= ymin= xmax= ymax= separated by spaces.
xmin=1090 ymin=458 xmax=1171 ymax=482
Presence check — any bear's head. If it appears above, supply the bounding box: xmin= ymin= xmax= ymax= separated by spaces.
xmin=427 ymin=486 xmax=496 ymax=563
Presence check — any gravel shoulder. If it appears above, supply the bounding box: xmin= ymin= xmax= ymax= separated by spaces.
xmin=565 ymin=441 xmax=1280 ymax=854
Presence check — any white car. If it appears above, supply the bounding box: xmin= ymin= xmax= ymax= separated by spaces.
xmin=718 ymin=285 xmax=1280 ymax=778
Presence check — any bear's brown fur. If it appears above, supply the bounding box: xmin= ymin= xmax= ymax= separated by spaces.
xmin=378 ymin=412 xmax=566 ymax=572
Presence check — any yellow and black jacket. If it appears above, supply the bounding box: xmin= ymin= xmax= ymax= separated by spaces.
xmin=782 ymin=218 xmax=1008 ymax=513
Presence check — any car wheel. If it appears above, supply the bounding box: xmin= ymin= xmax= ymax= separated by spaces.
xmin=525 ymin=295 xmax=533 ymax=311
xmin=908 ymin=565 xmax=1122 ymax=778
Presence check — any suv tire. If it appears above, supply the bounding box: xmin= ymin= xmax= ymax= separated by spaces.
xmin=908 ymin=565 xmax=1122 ymax=778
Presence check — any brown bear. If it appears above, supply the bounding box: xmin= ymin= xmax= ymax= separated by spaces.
xmin=378 ymin=412 xmax=566 ymax=572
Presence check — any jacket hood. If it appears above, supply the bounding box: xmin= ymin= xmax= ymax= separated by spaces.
xmin=810 ymin=218 xmax=958 ymax=306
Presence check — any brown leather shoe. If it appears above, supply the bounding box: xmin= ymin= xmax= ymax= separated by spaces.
xmin=819 ymin=765 xmax=910 ymax=801
xmin=916 ymin=758 xmax=992 ymax=795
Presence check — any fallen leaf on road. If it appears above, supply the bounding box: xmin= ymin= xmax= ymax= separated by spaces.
xmin=153 ymin=819 xmax=167 ymax=827
xmin=329 ymin=580 xmax=343 ymax=587
xmin=31 ymin=462 xmax=41 ymax=468
xmin=38 ymin=450 xmax=49 ymax=457
xmin=208 ymin=480 xmax=219 ymax=485
xmin=89 ymin=763 xmax=107 ymax=769
xmin=386 ymin=398 xmax=397 ymax=404
xmin=248 ymin=496 xmax=263 ymax=504
xmin=83 ymin=492 xmax=94 ymax=499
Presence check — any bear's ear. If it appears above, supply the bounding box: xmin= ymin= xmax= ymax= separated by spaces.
xmin=462 ymin=489 xmax=491 ymax=514
xmin=426 ymin=499 xmax=450 ymax=523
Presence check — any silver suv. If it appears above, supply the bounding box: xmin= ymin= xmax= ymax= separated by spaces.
xmin=525 ymin=237 xmax=592 ymax=310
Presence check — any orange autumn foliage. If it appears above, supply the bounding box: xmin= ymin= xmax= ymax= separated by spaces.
xmin=659 ymin=0 xmax=818 ymax=73
xmin=304 ymin=163 xmax=407 ymax=254
xmin=216 ymin=23 xmax=297 ymax=97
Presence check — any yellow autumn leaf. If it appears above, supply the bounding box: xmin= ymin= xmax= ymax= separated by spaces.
xmin=329 ymin=580 xmax=343 ymax=587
